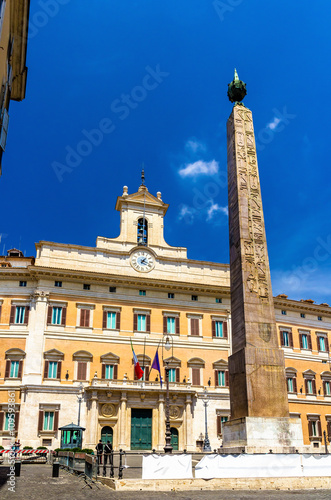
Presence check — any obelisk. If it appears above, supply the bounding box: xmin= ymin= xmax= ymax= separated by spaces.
xmin=222 ymin=70 xmax=303 ymax=452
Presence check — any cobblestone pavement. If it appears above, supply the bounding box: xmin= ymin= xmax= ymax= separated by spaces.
xmin=1 ymin=465 xmax=331 ymax=499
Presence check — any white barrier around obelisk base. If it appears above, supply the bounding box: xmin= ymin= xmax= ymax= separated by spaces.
xmin=142 ymin=454 xmax=192 ymax=479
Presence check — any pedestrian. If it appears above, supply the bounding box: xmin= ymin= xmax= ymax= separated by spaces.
xmin=104 ymin=440 xmax=112 ymax=465
xmin=95 ymin=440 xmax=104 ymax=465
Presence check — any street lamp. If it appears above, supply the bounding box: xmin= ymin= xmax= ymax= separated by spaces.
xmin=163 ymin=334 xmax=173 ymax=454
xmin=77 ymin=382 xmax=84 ymax=426
xmin=202 ymin=387 xmax=211 ymax=452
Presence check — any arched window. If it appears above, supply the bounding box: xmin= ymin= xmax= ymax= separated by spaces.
xmin=137 ymin=218 xmax=148 ymax=246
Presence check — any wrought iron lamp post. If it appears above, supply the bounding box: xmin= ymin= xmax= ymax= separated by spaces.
xmin=202 ymin=387 xmax=211 ymax=452
xmin=77 ymin=382 xmax=84 ymax=426
xmin=163 ymin=334 xmax=173 ymax=453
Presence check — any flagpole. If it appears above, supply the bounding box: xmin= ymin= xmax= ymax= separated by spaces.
xmin=143 ymin=335 xmax=146 ymax=383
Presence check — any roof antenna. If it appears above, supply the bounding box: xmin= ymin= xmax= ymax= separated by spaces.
xmin=141 ymin=163 xmax=145 ymax=186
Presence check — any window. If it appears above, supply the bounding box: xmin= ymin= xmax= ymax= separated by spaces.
xmin=133 ymin=312 xmax=150 ymax=333
xmin=287 ymin=377 xmax=297 ymax=393
xmin=191 ymin=368 xmax=200 ymax=386
xmin=323 ymin=381 xmax=331 ymax=396
xmin=102 ymin=364 xmax=118 ymax=380
xmin=52 ymin=307 xmax=62 ymax=325
xmin=44 ymin=360 xmax=61 ymax=380
xmin=308 ymin=418 xmax=321 ymax=439
xmin=47 ymin=305 xmax=66 ymax=326
xmin=103 ymin=310 xmax=120 ymax=330
xmin=137 ymin=218 xmax=148 ymax=246
xmin=5 ymin=349 xmax=25 ymax=379
xmin=10 ymin=361 xmax=19 ymax=378
xmin=77 ymin=361 xmax=87 ymax=380
xmin=317 ymin=336 xmax=329 ymax=352
xmin=300 ymin=313 xmax=305 ymax=318
xmin=168 ymin=293 xmax=174 ymax=299
xmin=0 ymin=410 xmax=19 ymax=432
xmin=38 ymin=409 xmax=59 ymax=433
xmin=167 ymin=317 xmax=175 ymax=334
xmin=19 ymin=281 xmax=27 ymax=287
xmin=109 ymin=287 xmax=116 ymax=293
xmin=191 ymin=295 xmax=198 ymax=301
xmin=134 ymin=364 xmax=150 ymax=381
xmin=73 ymin=351 xmax=92 ymax=380
xmin=163 ymin=314 xmax=180 ymax=335
xmin=215 ymin=369 xmax=229 ymax=387
xmin=168 ymin=367 xmax=180 ymax=383
xmin=83 ymin=284 xmax=90 ymax=290
xmin=318 ymin=316 xmax=322 ymax=321
xmin=54 ymin=281 xmax=62 ymax=287
xmin=305 ymin=377 xmax=316 ymax=395
xmin=217 ymin=415 xmax=228 ymax=436
xmin=216 ymin=298 xmax=222 ymax=303
xmin=107 ymin=312 xmax=115 ymax=329
xmin=280 ymin=330 xmax=293 ymax=348
xmin=10 ymin=305 xmax=29 ymax=325
xmin=139 ymin=290 xmax=146 ymax=296
xmin=299 ymin=332 xmax=312 ymax=350
xmin=212 ymin=320 xmax=228 ymax=338
xmin=281 ymin=310 xmax=287 ymax=315
xmin=80 ymin=309 xmax=90 ymax=327
xmin=190 ymin=318 xmax=200 ymax=336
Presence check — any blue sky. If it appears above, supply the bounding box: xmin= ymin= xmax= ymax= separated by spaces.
xmin=1 ymin=0 xmax=331 ymax=304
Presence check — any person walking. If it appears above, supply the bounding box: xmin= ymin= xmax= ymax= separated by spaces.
xmin=95 ymin=440 xmax=104 ymax=465
xmin=104 ymin=440 xmax=112 ymax=465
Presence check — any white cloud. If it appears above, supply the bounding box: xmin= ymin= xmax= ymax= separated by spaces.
xmin=266 ymin=117 xmax=281 ymax=130
xmin=206 ymin=202 xmax=228 ymax=221
xmin=178 ymin=204 xmax=195 ymax=223
xmin=185 ymin=139 xmax=206 ymax=154
xmin=179 ymin=160 xmax=219 ymax=178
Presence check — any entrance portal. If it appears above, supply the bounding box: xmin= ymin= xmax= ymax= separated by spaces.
xmin=131 ymin=409 xmax=152 ymax=450
xmin=101 ymin=426 xmax=113 ymax=445
xmin=170 ymin=427 xmax=178 ymax=450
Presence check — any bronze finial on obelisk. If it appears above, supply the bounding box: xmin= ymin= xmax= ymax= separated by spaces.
xmin=222 ymin=71 xmax=303 ymax=452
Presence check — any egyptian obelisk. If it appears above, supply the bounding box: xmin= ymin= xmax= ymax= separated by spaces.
xmin=222 ymin=70 xmax=303 ymax=452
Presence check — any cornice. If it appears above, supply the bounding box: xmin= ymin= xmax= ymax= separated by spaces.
xmin=274 ymin=297 xmax=331 ymax=316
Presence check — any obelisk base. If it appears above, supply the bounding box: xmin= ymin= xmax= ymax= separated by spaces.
xmin=220 ymin=417 xmax=305 ymax=454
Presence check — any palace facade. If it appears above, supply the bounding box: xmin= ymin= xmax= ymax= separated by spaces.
xmin=0 ymin=183 xmax=330 ymax=452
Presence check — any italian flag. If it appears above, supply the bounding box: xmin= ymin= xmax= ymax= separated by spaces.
xmin=130 ymin=339 xmax=144 ymax=379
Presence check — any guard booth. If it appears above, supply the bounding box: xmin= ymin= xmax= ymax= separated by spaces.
xmin=59 ymin=423 xmax=85 ymax=449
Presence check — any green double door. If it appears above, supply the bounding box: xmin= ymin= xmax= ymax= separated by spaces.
xmin=131 ymin=409 xmax=152 ymax=450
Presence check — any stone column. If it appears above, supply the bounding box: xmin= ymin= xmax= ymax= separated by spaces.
xmin=119 ymin=391 xmax=127 ymax=449
xmin=22 ymin=291 xmax=49 ymax=385
xmin=86 ymin=391 xmax=98 ymax=448
xmin=185 ymin=394 xmax=193 ymax=451
xmin=158 ymin=393 xmax=165 ymax=450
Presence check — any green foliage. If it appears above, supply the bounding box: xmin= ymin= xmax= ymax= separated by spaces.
xmin=0 ymin=446 xmax=4 ymax=450
xmin=81 ymin=448 xmax=94 ymax=455
xmin=23 ymin=446 xmax=33 ymax=450
xmin=37 ymin=446 xmax=47 ymax=450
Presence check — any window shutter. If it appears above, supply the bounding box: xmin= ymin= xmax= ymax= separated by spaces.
xmin=293 ymin=377 xmax=297 ymax=393
xmin=299 ymin=334 xmax=303 ymax=349
xmin=134 ymin=368 xmax=138 ymax=380
xmin=192 ymin=368 xmax=200 ymax=386
xmin=44 ymin=361 xmax=49 ymax=379
xmin=308 ymin=420 xmax=313 ymax=437
xmin=78 ymin=362 xmax=87 ymax=380
xmin=47 ymin=306 xmax=53 ymax=325
xmin=103 ymin=311 xmax=107 ymax=329
xmin=85 ymin=309 xmax=90 ymax=327
xmin=212 ymin=320 xmax=216 ymax=337
xmin=214 ymin=370 xmax=219 ymax=387
xmin=14 ymin=412 xmax=20 ymax=431
xmin=323 ymin=381 xmax=326 ymax=396
xmin=163 ymin=316 xmax=167 ymax=334
xmin=18 ymin=360 xmax=23 ymax=379
xmin=317 ymin=337 xmax=321 ymax=351
xmin=176 ymin=367 xmax=180 ymax=383
xmin=225 ymin=370 xmax=229 ymax=387
xmin=308 ymin=335 xmax=312 ymax=350
xmin=175 ymin=317 xmax=180 ymax=335
xmin=9 ymin=305 xmax=15 ymax=324
xmin=325 ymin=337 xmax=329 ymax=352
xmin=57 ymin=361 xmax=62 ymax=380
xmin=146 ymin=314 xmax=150 ymax=333
xmin=317 ymin=420 xmax=322 ymax=437
xmin=289 ymin=331 xmax=293 ymax=348
xmin=0 ymin=411 xmax=3 ymax=430
xmin=0 ymin=305 xmax=2 ymax=321
xmin=223 ymin=322 xmax=228 ymax=339
xmin=116 ymin=311 xmax=121 ymax=330
xmin=145 ymin=367 xmax=149 ymax=381
xmin=5 ymin=360 xmax=10 ymax=378
xmin=80 ymin=309 xmax=85 ymax=327
xmin=304 ymin=379 xmax=308 ymax=394
xmin=280 ymin=331 xmax=284 ymax=346
xmin=101 ymin=364 xmax=105 ymax=379
xmin=328 ymin=421 xmax=331 ymax=439
xmin=312 ymin=379 xmax=316 ymax=395
xmin=217 ymin=415 xmax=222 ymax=435
xmin=61 ymin=307 xmax=67 ymax=326
xmin=133 ymin=313 xmax=138 ymax=331
xmin=113 ymin=365 xmax=118 ymax=380
xmin=54 ymin=411 xmax=59 ymax=431
xmin=24 ymin=306 xmax=30 ymax=325
xmin=191 ymin=318 xmax=199 ymax=336
xmin=38 ymin=411 xmax=43 ymax=432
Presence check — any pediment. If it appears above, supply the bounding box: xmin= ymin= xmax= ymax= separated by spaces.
xmin=44 ymin=349 xmax=64 ymax=360
xmin=212 ymin=358 xmax=228 ymax=369
xmin=163 ymin=356 xmax=181 ymax=368
xmin=187 ymin=357 xmax=205 ymax=368
xmin=303 ymin=369 xmax=316 ymax=376
xmin=100 ymin=352 xmax=120 ymax=363
xmin=73 ymin=350 xmax=93 ymax=361
xmin=5 ymin=348 xmax=26 ymax=359
xmin=135 ymin=354 xmax=151 ymax=366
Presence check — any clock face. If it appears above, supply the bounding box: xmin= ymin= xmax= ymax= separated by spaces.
xmin=130 ymin=250 xmax=155 ymax=273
